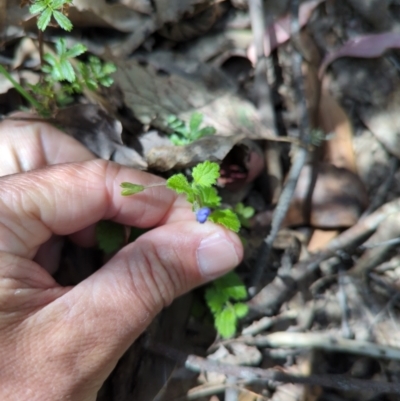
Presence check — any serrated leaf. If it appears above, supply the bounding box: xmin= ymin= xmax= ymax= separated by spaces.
xmin=99 ymin=76 xmax=114 ymax=87
xmin=53 ymin=10 xmax=73 ymax=31
xmin=59 ymin=59 xmax=75 ymax=82
xmin=197 ymin=186 xmax=221 ymax=208
xmin=37 ymin=7 xmax=52 ymax=31
xmin=209 ymin=209 xmax=241 ymax=232
xmin=120 ymin=182 xmax=145 ymax=195
xmin=55 ymin=38 xmax=67 ymax=56
xmin=52 ymin=0 xmax=65 ymax=8
xmin=215 ymin=307 xmax=237 ymax=339
xmin=189 ymin=112 xmax=203 ymax=133
xmin=96 ymin=220 xmax=125 ymax=254
xmin=192 ymin=161 xmax=219 ymax=187
xmin=166 ymin=174 xmax=192 ymax=196
xmin=65 ymin=43 xmax=87 ymax=58
xmin=29 ymin=3 xmax=47 ymax=14
xmin=205 ymin=287 xmax=229 ymax=315
xmin=214 ymin=272 xmax=247 ymax=301
xmin=233 ymin=302 xmax=249 ymax=318
xmin=102 ymin=62 xmax=117 ymax=75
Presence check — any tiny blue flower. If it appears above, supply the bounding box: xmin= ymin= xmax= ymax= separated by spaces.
xmin=196 ymin=207 xmax=211 ymax=224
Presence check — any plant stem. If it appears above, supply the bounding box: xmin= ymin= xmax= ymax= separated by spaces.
xmin=0 ymin=65 xmax=44 ymax=112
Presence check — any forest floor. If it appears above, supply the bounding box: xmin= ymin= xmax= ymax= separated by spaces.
xmin=3 ymin=0 xmax=400 ymax=400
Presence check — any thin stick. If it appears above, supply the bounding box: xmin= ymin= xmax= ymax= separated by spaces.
xmin=249 ymin=0 xmax=309 ymax=295
xmin=149 ymin=342 xmax=400 ymax=394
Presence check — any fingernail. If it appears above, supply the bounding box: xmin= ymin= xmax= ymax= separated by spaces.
xmin=197 ymin=233 xmax=239 ymax=279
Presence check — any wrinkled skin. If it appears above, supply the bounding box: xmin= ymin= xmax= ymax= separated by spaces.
xmin=0 ymin=116 xmax=242 ymax=401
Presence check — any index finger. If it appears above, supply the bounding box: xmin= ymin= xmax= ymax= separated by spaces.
xmin=0 ymin=159 xmax=192 ymax=259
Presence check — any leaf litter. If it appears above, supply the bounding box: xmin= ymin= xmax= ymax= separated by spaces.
xmin=4 ymin=0 xmax=400 ymax=400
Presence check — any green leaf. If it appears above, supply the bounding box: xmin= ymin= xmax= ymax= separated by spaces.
xmin=55 ymin=37 xmax=67 ymax=56
xmin=209 ymin=209 xmax=241 ymax=232
xmin=37 ymin=7 xmax=52 ymax=31
xmin=215 ymin=307 xmax=237 ymax=339
xmin=96 ymin=220 xmax=125 ymax=254
xmin=197 ymin=186 xmax=221 ymax=208
xmin=205 ymin=287 xmax=229 ymax=315
xmin=53 ymin=10 xmax=73 ymax=31
xmin=192 ymin=161 xmax=220 ymax=187
xmin=29 ymin=3 xmax=47 ymax=14
xmin=195 ymin=126 xmax=216 ymax=139
xmin=59 ymin=59 xmax=75 ymax=82
xmin=235 ymin=203 xmax=255 ymax=219
xmin=233 ymin=302 xmax=249 ymax=319
xmin=189 ymin=112 xmax=203 ymax=133
xmin=65 ymin=43 xmax=87 ymax=58
xmin=120 ymin=182 xmax=145 ymax=196
xmin=102 ymin=62 xmax=117 ymax=75
xmin=169 ymin=134 xmax=186 ymax=146
xmin=166 ymin=174 xmax=193 ymax=196
xmin=214 ymin=272 xmax=247 ymax=301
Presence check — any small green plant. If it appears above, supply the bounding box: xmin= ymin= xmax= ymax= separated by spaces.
xmin=0 ymin=0 xmax=116 ymax=116
xmin=121 ymin=160 xmax=241 ymax=232
xmin=166 ymin=112 xmax=216 ymax=146
xmin=234 ymin=202 xmax=255 ymax=228
xmin=205 ymin=272 xmax=248 ymax=339
xmin=121 ymin=160 xmax=248 ymax=338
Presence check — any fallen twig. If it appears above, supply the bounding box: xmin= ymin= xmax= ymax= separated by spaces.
xmin=149 ymin=342 xmax=400 ymax=395
xmin=250 ymin=197 xmax=400 ymax=315
xmin=249 ymin=0 xmax=310 ymax=295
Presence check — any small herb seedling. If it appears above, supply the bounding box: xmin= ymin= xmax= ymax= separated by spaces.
xmin=120 ymin=161 xmax=248 ymax=338
xmin=121 ymin=161 xmax=241 ymax=232
xmin=234 ymin=202 xmax=255 ymax=228
xmin=205 ymin=271 xmax=248 ymax=339
xmin=167 ymin=112 xmax=216 ymax=146
xmin=0 ymin=0 xmax=116 ymax=116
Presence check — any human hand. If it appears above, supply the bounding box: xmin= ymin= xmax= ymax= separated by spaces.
xmin=0 ymin=118 xmax=243 ymax=400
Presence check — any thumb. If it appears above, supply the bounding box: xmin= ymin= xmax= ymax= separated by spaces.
xmin=30 ymin=222 xmax=242 ymax=397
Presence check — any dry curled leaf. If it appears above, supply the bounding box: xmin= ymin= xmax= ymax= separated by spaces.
xmin=114 ymin=59 xmax=272 ymax=139
xmin=319 ymin=32 xmax=400 ymax=78
xmin=146 ymin=134 xmax=246 ymax=171
xmin=55 ymin=105 xmax=146 ymax=169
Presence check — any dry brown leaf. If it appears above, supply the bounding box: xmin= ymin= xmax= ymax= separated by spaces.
xmin=114 ymin=59 xmax=272 ymax=139
xmin=285 ymin=163 xmax=368 ymax=228
xmin=359 ymin=88 xmax=400 ymax=160
xmin=55 ymin=105 xmax=146 ymax=169
xmin=146 ymin=134 xmax=246 ymax=171
xmin=158 ymin=2 xmax=224 ymax=42
xmin=319 ymin=76 xmax=357 ymax=173
xmin=319 ymin=32 xmax=400 ymax=78
xmin=72 ymin=0 xmax=152 ymax=32
xmin=119 ymin=0 xmax=153 ymax=14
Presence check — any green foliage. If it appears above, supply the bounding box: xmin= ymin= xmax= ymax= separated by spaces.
xmin=167 ymin=112 xmax=216 ymax=146
xmin=42 ymin=39 xmax=86 ymax=83
xmin=192 ymin=160 xmax=219 ymax=187
xmin=205 ymin=272 xmax=249 ymax=339
xmin=209 ymin=209 xmax=241 ymax=232
xmin=96 ymin=220 xmax=126 ymax=254
xmin=0 ymin=0 xmax=116 ymax=116
xmin=30 ymin=0 xmax=73 ymax=31
xmin=122 ymin=161 xmax=241 ymax=232
xmin=234 ymin=202 xmax=255 ymax=228
xmin=120 ymin=182 xmax=145 ymax=196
